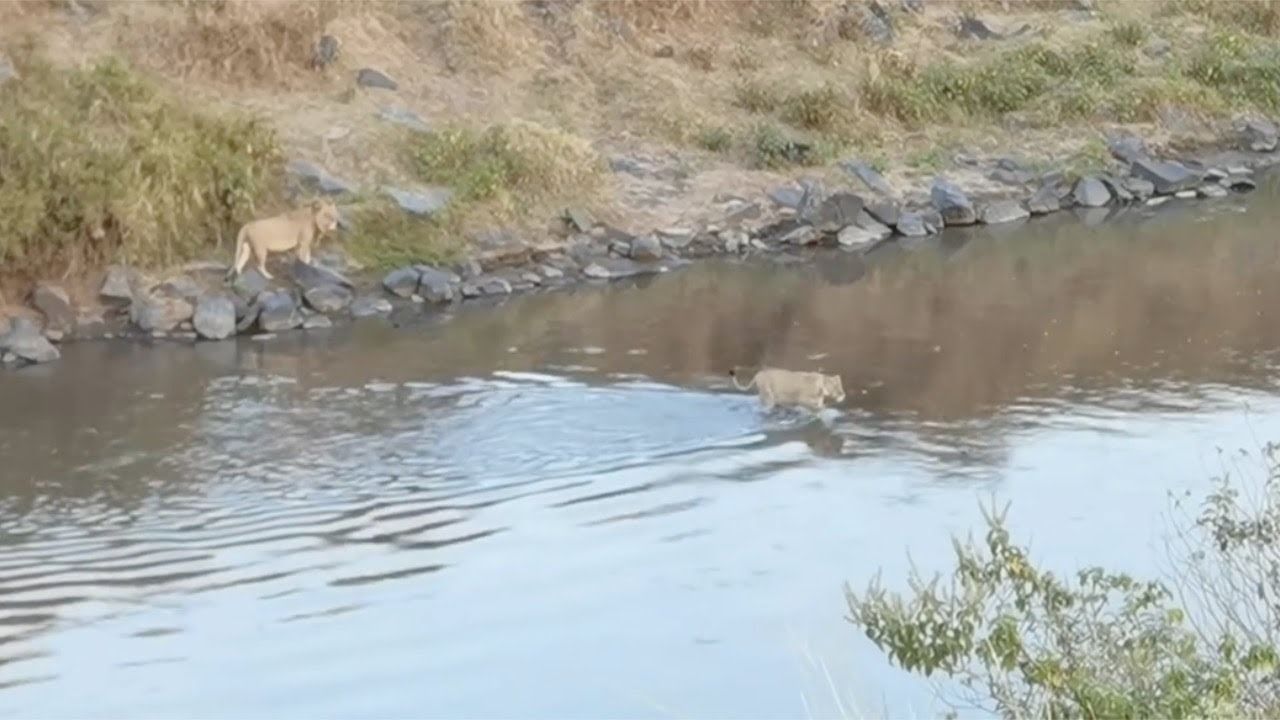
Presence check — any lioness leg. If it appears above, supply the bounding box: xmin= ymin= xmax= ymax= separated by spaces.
xmin=254 ymin=244 xmax=274 ymax=280
xmin=232 ymin=240 xmax=251 ymax=277
xmin=297 ymin=237 xmax=312 ymax=265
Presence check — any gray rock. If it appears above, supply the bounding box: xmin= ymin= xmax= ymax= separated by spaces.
xmin=1143 ymin=37 xmax=1171 ymax=59
xmin=73 ymin=309 xmax=106 ymax=338
xmin=311 ymin=34 xmax=340 ymax=70
xmin=470 ymin=276 xmax=513 ymax=297
xmin=382 ymin=267 xmax=422 ymax=298
xmin=812 ymin=191 xmax=865 ymax=232
xmin=921 ymin=209 xmax=944 ymax=233
xmin=979 ymin=200 xmax=1030 ymax=224
xmin=837 ymin=212 xmax=893 ymax=248
xmin=258 ymin=291 xmax=303 ymax=332
xmin=582 ymin=258 xmax=663 ymax=280
xmin=1072 ymin=177 xmax=1112 ymax=207
xmin=520 ymin=271 xmax=543 ymax=286
xmin=864 ymin=200 xmax=901 ymax=227
xmin=193 ymin=294 xmax=236 ymax=340
xmin=539 ymin=264 xmax=565 ymax=280
xmin=1107 ymin=134 xmax=1148 ymax=164
xmin=859 ymin=1 xmax=895 ymax=45
xmin=840 ymin=160 xmax=894 ymax=196
xmin=657 ymin=228 xmax=695 ymax=251
xmin=1098 ymin=175 xmax=1134 ymax=203
xmin=384 ymin=186 xmax=453 ymax=216
xmin=454 ymin=258 xmax=485 ymax=280
xmin=768 ymin=184 xmax=806 ymax=210
xmin=958 ymin=15 xmax=1001 ymax=40
xmin=416 ymin=266 xmax=457 ymax=303
xmin=1122 ymin=177 xmax=1156 ymax=200
xmin=896 ymin=212 xmax=929 ymax=237
xmin=158 ymin=274 xmax=203 ymax=301
xmin=1131 ymin=157 xmax=1201 ymax=195
xmin=1222 ymin=175 xmax=1258 ymax=192
xmin=930 ymin=178 xmax=977 ymax=225
xmin=32 ymin=283 xmax=75 ymax=333
xmin=1198 ymin=184 xmax=1229 ymax=199
xmin=990 ymin=166 xmax=1036 ymax=186
xmin=376 ymin=106 xmax=430 ymax=133
xmin=303 ymin=315 xmax=333 ymax=330
xmin=780 ymin=225 xmax=821 ymax=246
xmin=287 ymin=159 xmax=356 ymax=196
xmin=44 ymin=329 xmax=64 ymax=343
xmin=351 ymin=296 xmax=393 ymax=317
xmin=565 ymin=207 xmax=595 ymax=233
xmin=131 ymin=293 xmax=193 ymax=333
xmin=1238 ymin=117 xmax=1279 ymax=153
xmin=303 ymin=285 xmax=353 ymax=313
xmin=1027 ymin=184 xmax=1060 ymax=215
xmin=230 ymin=268 xmax=270 ymax=301
xmin=99 ymin=265 xmax=137 ymax=305
xmin=794 ymin=179 xmax=827 ymax=224
xmin=723 ymin=200 xmax=762 ymax=225
xmin=289 ymin=259 xmax=354 ymax=290
xmin=356 ymin=67 xmax=398 ymax=90
xmin=629 ymin=234 xmax=664 ymax=261
xmin=0 ymin=318 xmax=59 ymax=364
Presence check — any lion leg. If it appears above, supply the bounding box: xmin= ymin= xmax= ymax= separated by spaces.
xmin=231 ymin=239 xmax=250 ymax=277
xmin=298 ymin=237 xmax=312 ymax=265
xmin=254 ymin=244 xmax=274 ymax=280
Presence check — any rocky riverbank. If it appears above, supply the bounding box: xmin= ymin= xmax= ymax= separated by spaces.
xmin=2 ymin=120 xmax=1277 ymax=370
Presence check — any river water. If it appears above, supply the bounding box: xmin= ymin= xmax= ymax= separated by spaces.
xmin=3 ymin=177 xmax=1280 ymax=718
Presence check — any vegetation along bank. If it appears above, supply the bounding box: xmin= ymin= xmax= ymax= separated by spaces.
xmin=2 ymin=0 xmax=1280 ymax=367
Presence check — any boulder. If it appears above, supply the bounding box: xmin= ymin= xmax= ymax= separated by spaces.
xmin=767 ymin=184 xmax=805 ymax=209
xmin=303 ymin=315 xmax=333 ymax=330
xmin=130 ymin=293 xmax=193 ymax=333
xmin=157 ymin=274 xmax=203 ymax=301
xmin=356 ymin=67 xmax=398 ymax=90
xmin=303 ymin=285 xmax=354 ymax=313
xmin=921 ymin=209 xmax=945 ymax=233
xmin=382 ymin=267 xmax=422 ymax=298
xmin=350 ymin=296 xmax=393 ymax=317
xmin=812 ymin=192 xmax=865 ymax=232
xmin=384 ymin=186 xmax=452 ymax=217
xmin=1027 ymin=184 xmax=1060 ymax=215
xmin=979 ymin=200 xmax=1030 ymax=224
xmin=1106 ymin=134 xmax=1148 ymax=164
xmin=582 ymin=258 xmax=664 ymax=280
xmin=1198 ymin=184 xmax=1229 ymax=199
xmin=290 ymin=259 xmax=354 ymax=290
xmin=629 ymin=234 xmax=664 ymax=261
xmin=1238 ymin=117 xmax=1278 ymax=153
xmin=257 ymin=291 xmax=303 ymax=332
xmin=864 ymin=200 xmax=901 ymax=227
xmin=99 ymin=265 xmax=138 ymax=305
xmin=1130 ymin=157 xmax=1201 ymax=195
xmin=1222 ymin=175 xmax=1258 ymax=192
xmin=837 ymin=211 xmax=893 ymax=248
xmin=415 ymin=266 xmax=457 ymax=303
xmin=230 ymin=268 xmax=270 ymax=301
xmin=462 ymin=276 xmax=513 ymax=297
xmin=0 ymin=318 xmax=59 ymax=365
xmin=840 ymin=160 xmax=894 ymax=195
xmin=957 ymin=15 xmax=1002 ymax=40
xmin=859 ymin=1 xmax=895 ymax=45
xmin=192 ymin=294 xmax=237 ymax=340
xmin=32 ymin=283 xmax=75 ymax=333
xmin=311 ymin=34 xmax=340 ymax=70
xmin=895 ymin=212 xmax=929 ymax=237
xmin=930 ymin=178 xmax=977 ymax=225
xmin=1098 ymin=175 xmax=1134 ymax=203
xmin=1072 ymin=176 xmax=1112 ymax=207
xmin=1121 ymin=177 xmax=1156 ymax=200
xmin=779 ymin=225 xmax=821 ymax=246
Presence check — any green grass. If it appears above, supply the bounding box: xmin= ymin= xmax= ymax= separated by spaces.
xmin=696 ymin=125 xmax=735 ymax=153
xmin=0 ymin=54 xmax=281 ymax=279
xmin=346 ymin=120 xmax=605 ymax=270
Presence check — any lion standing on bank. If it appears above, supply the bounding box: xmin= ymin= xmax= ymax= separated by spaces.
xmin=228 ymin=199 xmax=340 ymax=280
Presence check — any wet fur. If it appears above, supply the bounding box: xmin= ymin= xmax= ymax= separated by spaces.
xmin=729 ymin=366 xmax=846 ymax=411
xmin=229 ymin=199 xmax=340 ymax=280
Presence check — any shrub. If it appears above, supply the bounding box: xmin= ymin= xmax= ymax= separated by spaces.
xmin=0 ymin=55 xmax=281 ymax=278
xmin=847 ymin=443 xmax=1280 ymax=718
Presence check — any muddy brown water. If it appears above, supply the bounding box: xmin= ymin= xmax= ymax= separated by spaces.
xmin=4 ymin=178 xmax=1280 ymax=718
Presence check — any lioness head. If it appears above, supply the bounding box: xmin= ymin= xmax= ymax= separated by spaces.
xmin=824 ymin=374 xmax=846 ymax=403
xmin=310 ymin=198 xmax=341 ymax=233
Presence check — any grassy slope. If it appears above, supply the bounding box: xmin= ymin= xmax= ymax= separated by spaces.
xmin=0 ymin=0 xmax=1278 ymax=302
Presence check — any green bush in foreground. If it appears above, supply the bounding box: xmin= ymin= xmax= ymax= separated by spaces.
xmin=0 ymin=55 xmax=281 ymax=277
xmin=848 ymin=443 xmax=1280 ymax=719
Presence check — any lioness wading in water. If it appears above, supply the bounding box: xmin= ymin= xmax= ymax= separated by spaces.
xmin=730 ymin=366 xmax=846 ymax=411
xmin=228 ymin=199 xmax=340 ymax=280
